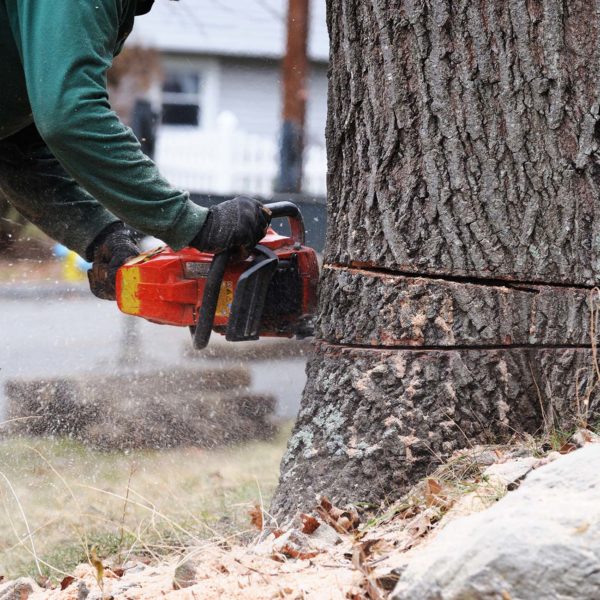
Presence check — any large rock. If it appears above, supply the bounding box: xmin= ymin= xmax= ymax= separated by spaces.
xmin=393 ymin=444 xmax=600 ymax=600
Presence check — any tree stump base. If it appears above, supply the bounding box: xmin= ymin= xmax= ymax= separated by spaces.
xmin=271 ymin=341 xmax=600 ymax=518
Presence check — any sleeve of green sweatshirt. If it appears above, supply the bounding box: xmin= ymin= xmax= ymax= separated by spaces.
xmin=12 ymin=0 xmax=208 ymax=254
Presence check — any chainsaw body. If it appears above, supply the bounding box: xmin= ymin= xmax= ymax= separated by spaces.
xmin=116 ymin=202 xmax=319 ymax=349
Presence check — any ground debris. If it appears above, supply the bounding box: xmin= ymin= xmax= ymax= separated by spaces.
xmin=314 ymin=496 xmax=360 ymax=533
xmin=17 ymin=432 xmax=599 ymax=600
xmin=172 ymin=560 xmax=197 ymax=590
xmin=248 ymin=504 xmax=264 ymax=531
xmin=571 ymin=427 xmax=600 ymax=447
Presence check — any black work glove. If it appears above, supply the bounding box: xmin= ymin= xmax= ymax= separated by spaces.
xmin=87 ymin=223 xmax=140 ymax=301
xmin=191 ymin=196 xmax=271 ymax=254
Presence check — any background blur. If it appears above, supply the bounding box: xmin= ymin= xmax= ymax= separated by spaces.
xmin=0 ymin=0 xmax=328 ymax=580
xmin=125 ymin=0 xmax=328 ymax=197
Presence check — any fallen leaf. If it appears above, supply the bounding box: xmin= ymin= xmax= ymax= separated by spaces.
xmin=424 ymin=478 xmax=448 ymax=508
xmin=357 ymin=539 xmax=383 ymax=559
xmin=248 ymin=504 xmax=264 ymax=530
xmin=425 ymin=479 xmax=454 ymax=509
xmin=319 ymin=496 xmax=333 ymax=512
xmin=408 ymin=511 xmax=433 ymax=539
xmin=315 ymin=506 xmax=347 ymax=534
xmin=315 ymin=497 xmax=361 ymax=533
xmin=425 ymin=478 xmax=442 ymax=495
xmin=559 ymin=442 xmax=577 ymax=455
xmin=60 ymin=576 xmax=75 ymax=591
xmin=329 ymin=506 xmax=344 ymax=520
xmin=300 ymin=513 xmax=320 ymax=534
xmin=278 ymin=544 xmax=320 ymax=560
xmin=341 ymin=506 xmax=360 ymax=531
xmin=104 ymin=569 xmax=121 ymax=579
xmin=399 ymin=505 xmax=420 ymax=519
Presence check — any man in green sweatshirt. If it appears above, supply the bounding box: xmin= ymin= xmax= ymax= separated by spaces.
xmin=0 ymin=0 xmax=270 ymax=299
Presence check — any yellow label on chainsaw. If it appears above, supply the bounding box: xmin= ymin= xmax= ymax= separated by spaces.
xmin=216 ymin=281 xmax=234 ymax=318
xmin=119 ymin=266 xmax=142 ymax=315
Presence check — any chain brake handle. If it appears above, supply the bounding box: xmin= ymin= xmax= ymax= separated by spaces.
xmin=264 ymin=201 xmax=306 ymax=245
xmin=192 ymin=201 xmax=305 ymax=350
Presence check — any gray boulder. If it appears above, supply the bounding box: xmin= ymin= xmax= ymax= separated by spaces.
xmin=393 ymin=444 xmax=600 ymax=600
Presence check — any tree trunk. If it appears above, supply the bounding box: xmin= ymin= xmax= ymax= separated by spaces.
xmin=271 ymin=0 xmax=600 ymax=518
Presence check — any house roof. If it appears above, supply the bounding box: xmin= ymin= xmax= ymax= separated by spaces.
xmin=129 ymin=0 xmax=329 ymax=62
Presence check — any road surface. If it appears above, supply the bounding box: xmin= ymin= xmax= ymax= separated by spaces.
xmin=0 ymin=285 xmax=307 ymax=420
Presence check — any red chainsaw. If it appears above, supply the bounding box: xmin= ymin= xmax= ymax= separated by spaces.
xmin=115 ymin=202 xmax=319 ymax=349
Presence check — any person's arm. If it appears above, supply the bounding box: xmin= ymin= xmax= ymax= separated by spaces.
xmin=12 ymin=0 xmax=207 ymax=253
xmin=0 ymin=125 xmax=119 ymax=259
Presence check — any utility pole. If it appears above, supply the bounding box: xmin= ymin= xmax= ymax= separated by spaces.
xmin=276 ymin=0 xmax=310 ymax=193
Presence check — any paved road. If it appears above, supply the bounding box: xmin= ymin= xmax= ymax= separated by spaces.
xmin=0 ymin=285 xmax=307 ymax=420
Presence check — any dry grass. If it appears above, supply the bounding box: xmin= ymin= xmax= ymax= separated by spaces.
xmin=0 ymin=425 xmax=290 ymax=580
xmin=2 ymin=429 xmax=597 ymax=599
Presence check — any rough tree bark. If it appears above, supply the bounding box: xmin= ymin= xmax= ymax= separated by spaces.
xmin=271 ymin=0 xmax=600 ymax=518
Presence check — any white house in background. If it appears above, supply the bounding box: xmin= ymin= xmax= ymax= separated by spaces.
xmin=130 ymin=0 xmax=329 ymax=196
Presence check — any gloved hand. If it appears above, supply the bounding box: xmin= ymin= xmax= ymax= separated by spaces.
xmin=191 ymin=196 xmax=271 ymax=253
xmin=87 ymin=222 xmax=140 ymax=301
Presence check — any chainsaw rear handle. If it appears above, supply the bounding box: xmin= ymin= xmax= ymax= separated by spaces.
xmin=192 ymin=201 xmax=305 ymax=350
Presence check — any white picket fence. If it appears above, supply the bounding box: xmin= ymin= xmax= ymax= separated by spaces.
xmin=155 ymin=112 xmax=327 ymax=197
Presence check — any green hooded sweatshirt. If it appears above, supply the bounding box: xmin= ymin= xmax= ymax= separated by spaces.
xmin=0 ymin=0 xmax=207 ymax=257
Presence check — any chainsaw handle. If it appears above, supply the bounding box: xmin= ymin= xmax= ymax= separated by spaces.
xmin=192 ymin=249 xmax=231 ymax=350
xmin=192 ymin=201 xmax=304 ymax=350
xmin=265 ymin=201 xmax=305 ymax=246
